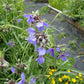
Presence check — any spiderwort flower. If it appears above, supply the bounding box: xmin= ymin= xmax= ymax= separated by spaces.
xmin=25 ymin=35 xmax=37 ymax=48
xmin=35 ymin=47 xmax=46 ymax=64
xmin=47 ymin=48 xmax=55 ymax=57
xmin=36 ymin=22 xmax=49 ymax=32
xmin=57 ymin=54 xmax=69 ymax=61
xmin=27 ymin=27 xmax=36 ymax=35
xmin=8 ymin=41 xmax=13 ymax=47
xmin=31 ymin=77 xmax=36 ymax=84
xmin=35 ymin=56 xmax=45 ymax=64
xmin=18 ymin=19 xmax=23 ymax=23
xmin=24 ymin=14 xmax=34 ymax=24
xmin=18 ymin=72 xmax=25 ymax=84
xmin=36 ymin=22 xmax=44 ymax=31
xmin=27 ymin=35 xmax=36 ymax=44
xmin=27 ymin=15 xmax=34 ymax=23
xmin=11 ymin=67 xmax=15 ymax=73
xmin=47 ymin=48 xmax=60 ymax=57
xmin=38 ymin=47 xmax=46 ymax=56
xmin=56 ymin=48 xmax=60 ymax=52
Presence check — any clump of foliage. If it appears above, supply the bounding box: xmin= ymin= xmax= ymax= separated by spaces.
xmin=80 ymin=42 xmax=84 ymax=49
xmin=65 ymin=0 xmax=84 ymax=27
xmin=0 ymin=0 xmax=24 ymax=24
xmin=39 ymin=6 xmax=50 ymax=15
xmin=48 ymin=0 xmax=70 ymax=11
xmin=48 ymin=0 xmax=84 ymax=27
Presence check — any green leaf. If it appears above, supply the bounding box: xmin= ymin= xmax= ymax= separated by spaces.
xmin=0 ymin=51 xmax=3 ymax=57
xmin=7 ymin=24 xmax=23 ymax=30
xmin=54 ymin=71 xmax=76 ymax=76
xmin=24 ymin=56 xmax=33 ymax=74
xmin=65 ymin=68 xmax=84 ymax=75
xmin=12 ymin=31 xmax=23 ymax=49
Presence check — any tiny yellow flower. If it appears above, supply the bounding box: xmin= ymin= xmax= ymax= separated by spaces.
xmin=62 ymin=75 xmax=69 ymax=79
xmin=58 ymin=78 xmax=62 ymax=82
xmin=72 ymin=78 xmax=76 ymax=83
xmin=51 ymin=69 xmax=55 ymax=72
xmin=80 ymin=78 xmax=82 ymax=80
xmin=49 ymin=71 xmax=52 ymax=75
xmin=47 ymin=75 xmax=50 ymax=79
xmin=67 ymin=70 xmax=71 ymax=72
xmin=54 ymin=69 xmax=57 ymax=71
xmin=76 ymin=76 xmax=79 ymax=79
xmin=51 ymin=78 xmax=55 ymax=84
xmin=64 ymin=75 xmax=68 ymax=78
xmin=49 ymin=69 xmax=57 ymax=72
xmin=47 ymin=75 xmax=50 ymax=78
xmin=79 ymin=73 xmax=82 ymax=77
xmin=65 ymin=82 xmax=68 ymax=84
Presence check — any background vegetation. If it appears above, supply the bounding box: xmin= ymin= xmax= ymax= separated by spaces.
xmin=48 ymin=0 xmax=84 ymax=27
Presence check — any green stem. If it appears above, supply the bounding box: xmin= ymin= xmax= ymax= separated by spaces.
xmin=50 ymin=13 xmax=61 ymax=25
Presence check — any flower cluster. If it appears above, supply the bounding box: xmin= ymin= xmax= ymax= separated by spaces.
xmin=24 ymin=14 xmax=49 ymax=64
xmin=47 ymin=69 xmax=84 ymax=84
xmin=18 ymin=13 xmax=69 ymax=65
xmin=47 ymin=68 xmax=57 ymax=84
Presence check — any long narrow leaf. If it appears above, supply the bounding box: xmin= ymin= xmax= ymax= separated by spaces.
xmin=13 ymin=31 xmax=23 ymax=49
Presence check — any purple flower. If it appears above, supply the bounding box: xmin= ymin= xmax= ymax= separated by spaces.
xmin=25 ymin=35 xmax=37 ymax=48
xmin=57 ymin=54 xmax=69 ymax=61
xmin=11 ymin=67 xmax=15 ymax=73
xmin=18 ymin=19 xmax=23 ymax=23
xmin=27 ymin=15 xmax=34 ymax=24
xmin=21 ymin=73 xmax=25 ymax=80
xmin=38 ymin=47 xmax=46 ymax=56
xmin=56 ymin=48 xmax=60 ymax=52
xmin=31 ymin=77 xmax=36 ymax=84
xmin=47 ymin=48 xmax=55 ymax=57
xmin=18 ymin=72 xmax=25 ymax=84
xmin=36 ymin=22 xmax=49 ymax=32
xmin=28 ymin=35 xmax=36 ymax=44
xmin=36 ymin=22 xmax=44 ymax=31
xmin=35 ymin=56 xmax=45 ymax=64
xmin=27 ymin=27 xmax=35 ymax=35
xmin=43 ymin=22 xmax=49 ymax=28
xmin=24 ymin=14 xmax=29 ymax=18
xmin=18 ymin=80 xmax=25 ymax=84
xmin=8 ymin=41 xmax=13 ymax=47
xmin=24 ymin=14 xmax=34 ymax=23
